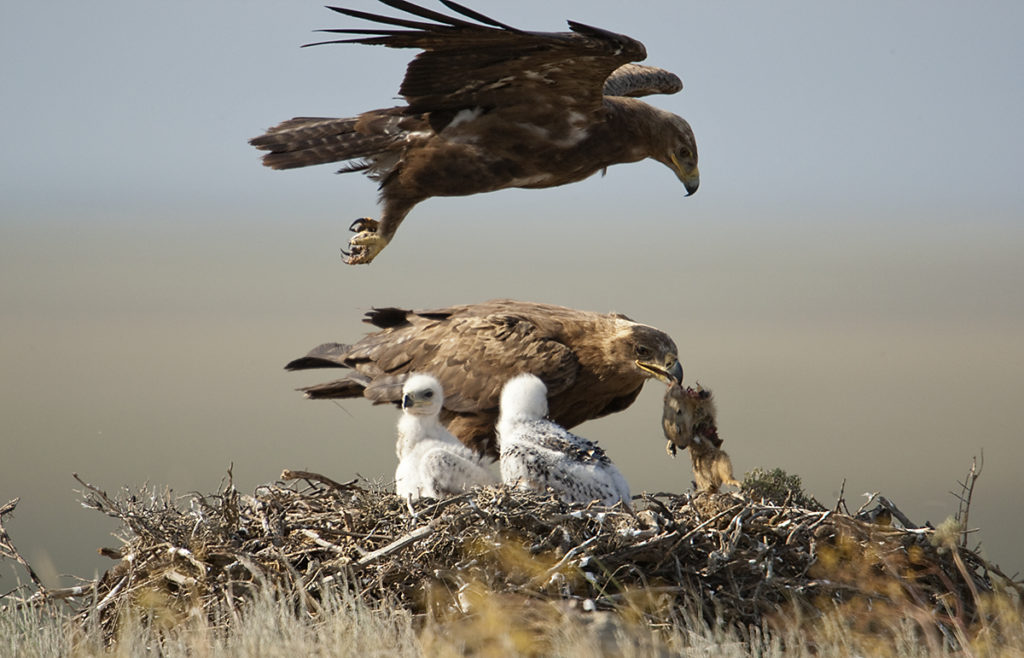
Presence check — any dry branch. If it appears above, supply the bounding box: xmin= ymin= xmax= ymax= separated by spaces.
xmin=0 ymin=498 xmax=49 ymax=598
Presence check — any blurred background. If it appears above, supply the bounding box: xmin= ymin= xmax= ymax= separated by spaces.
xmin=2 ymin=1 xmax=1022 ymax=587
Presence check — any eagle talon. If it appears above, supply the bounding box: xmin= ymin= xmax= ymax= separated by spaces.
xmin=349 ymin=217 xmax=379 ymax=234
xmin=342 ymin=232 xmax=388 ymax=265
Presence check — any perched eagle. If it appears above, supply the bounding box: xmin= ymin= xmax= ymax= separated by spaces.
xmin=250 ymin=0 xmax=699 ymax=264
xmin=497 ymin=374 xmax=631 ymax=507
xmin=285 ymin=299 xmax=683 ymax=457
xmin=394 ymin=374 xmax=496 ymax=501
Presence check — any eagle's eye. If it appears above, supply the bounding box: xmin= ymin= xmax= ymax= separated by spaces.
xmin=635 ymin=345 xmax=653 ymax=360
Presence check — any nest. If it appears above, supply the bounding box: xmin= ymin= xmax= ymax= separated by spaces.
xmin=3 ymin=466 xmax=1000 ymax=648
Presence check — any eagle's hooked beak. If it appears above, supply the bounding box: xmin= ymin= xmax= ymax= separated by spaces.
xmin=669 ymin=152 xmax=700 ymax=196
xmin=637 ymin=354 xmax=683 ymax=385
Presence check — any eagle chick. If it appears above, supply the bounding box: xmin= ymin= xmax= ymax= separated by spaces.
xmin=395 ymin=373 xmax=495 ymax=502
xmin=497 ymin=374 xmax=631 ymax=507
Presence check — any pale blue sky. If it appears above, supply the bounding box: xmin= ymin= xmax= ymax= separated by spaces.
xmin=3 ymin=1 xmax=1023 ymax=218
xmin=2 ymin=1 xmax=1023 ymax=585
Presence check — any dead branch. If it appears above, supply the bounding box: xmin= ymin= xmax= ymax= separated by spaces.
xmin=952 ymin=454 xmax=983 ymax=548
xmin=280 ymin=469 xmax=359 ymax=492
xmin=0 ymin=498 xmax=48 ymax=597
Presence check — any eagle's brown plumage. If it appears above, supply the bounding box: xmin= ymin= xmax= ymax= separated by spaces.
xmin=285 ymin=299 xmax=683 ymax=457
xmin=250 ymin=0 xmax=699 ymax=264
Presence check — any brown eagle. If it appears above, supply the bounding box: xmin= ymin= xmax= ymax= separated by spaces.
xmin=286 ymin=299 xmax=683 ymax=457
xmin=250 ymin=0 xmax=700 ymax=264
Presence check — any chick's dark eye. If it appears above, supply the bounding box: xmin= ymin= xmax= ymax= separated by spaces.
xmin=424 ymin=391 xmax=434 ymax=398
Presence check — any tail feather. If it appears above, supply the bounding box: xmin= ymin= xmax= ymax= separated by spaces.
xmin=299 ymin=374 xmax=371 ymax=399
xmin=249 ymin=116 xmax=397 ymax=170
xmin=297 ymin=372 xmax=405 ymax=405
xmin=285 ymin=342 xmax=354 ymax=370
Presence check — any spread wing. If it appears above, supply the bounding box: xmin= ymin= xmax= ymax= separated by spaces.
xmin=287 ymin=304 xmax=580 ymax=413
xmin=310 ymin=0 xmax=648 ymax=122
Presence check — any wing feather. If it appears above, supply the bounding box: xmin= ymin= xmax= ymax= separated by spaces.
xmin=307 ymin=1 xmax=647 ymax=117
xmin=287 ymin=301 xmax=581 ymax=413
xmin=603 ymin=63 xmax=682 ymax=98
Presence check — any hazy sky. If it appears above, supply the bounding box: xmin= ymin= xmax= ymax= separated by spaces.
xmin=2 ymin=1 xmax=1023 ymax=586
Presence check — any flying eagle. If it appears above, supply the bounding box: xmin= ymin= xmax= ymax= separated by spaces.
xmin=285 ymin=299 xmax=683 ymax=457
xmin=250 ymin=0 xmax=699 ymax=264
xmin=394 ymin=374 xmax=496 ymax=501
xmin=662 ymin=383 xmax=740 ymax=493
xmin=497 ymin=374 xmax=631 ymax=507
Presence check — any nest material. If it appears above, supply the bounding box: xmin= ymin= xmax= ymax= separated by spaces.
xmin=48 ymin=468 xmax=1019 ymax=646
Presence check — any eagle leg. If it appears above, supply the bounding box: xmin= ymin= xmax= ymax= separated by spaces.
xmin=340 ymin=217 xmax=389 ymax=265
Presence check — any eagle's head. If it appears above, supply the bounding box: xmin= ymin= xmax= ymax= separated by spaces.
xmin=655 ymin=113 xmax=700 ymax=196
xmin=498 ymin=374 xmax=549 ymax=424
xmin=401 ymin=373 xmax=445 ymax=417
xmin=616 ymin=323 xmax=683 ymax=385
xmin=662 ymin=383 xmax=718 ymax=455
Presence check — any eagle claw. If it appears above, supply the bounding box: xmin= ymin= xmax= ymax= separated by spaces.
xmin=341 ymin=218 xmax=388 ymax=265
xmin=348 ymin=217 xmax=379 ymax=233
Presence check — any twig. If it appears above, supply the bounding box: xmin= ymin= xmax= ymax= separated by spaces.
xmin=412 ymin=492 xmax=473 ymax=517
xmin=0 ymin=498 xmax=49 ymax=597
xmin=534 ymin=536 xmax=599 ymax=585
xmin=951 ymin=454 xmax=982 ymax=548
xmin=298 ymin=529 xmax=348 ymax=556
xmin=280 ymin=469 xmax=359 ymax=492
xmin=833 ymin=478 xmax=847 ymax=514
xmin=72 ymin=473 xmax=120 ymax=512
xmin=40 ymin=584 xmax=96 ymax=601
xmin=355 ymin=524 xmax=434 ymax=569
xmin=0 ymin=499 xmax=18 ymax=518
xmin=675 ymin=503 xmax=744 ymax=544
xmin=95 ymin=576 xmax=127 ymax=613
xmin=855 ymin=492 xmax=879 ymax=516
xmin=876 ymin=496 xmax=918 ymax=530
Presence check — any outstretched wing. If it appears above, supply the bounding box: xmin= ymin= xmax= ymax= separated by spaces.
xmin=310 ymin=1 xmax=648 ymax=121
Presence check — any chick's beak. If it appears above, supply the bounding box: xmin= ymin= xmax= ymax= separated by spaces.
xmin=401 ymin=394 xmax=413 ymax=410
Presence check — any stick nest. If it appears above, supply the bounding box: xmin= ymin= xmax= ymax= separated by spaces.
xmin=44 ymin=467 xmax=1018 ymax=646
